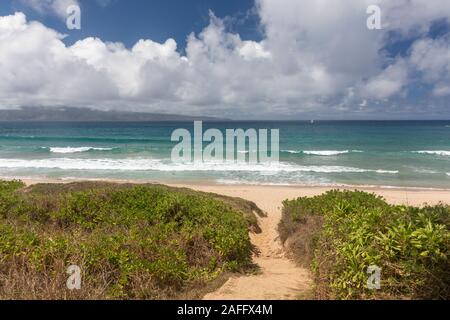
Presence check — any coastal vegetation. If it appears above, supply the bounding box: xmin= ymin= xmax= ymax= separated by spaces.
xmin=0 ymin=180 xmax=262 ymax=299
xmin=280 ymin=190 xmax=450 ymax=300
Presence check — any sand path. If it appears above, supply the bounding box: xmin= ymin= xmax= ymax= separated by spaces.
xmin=184 ymin=186 xmax=314 ymax=300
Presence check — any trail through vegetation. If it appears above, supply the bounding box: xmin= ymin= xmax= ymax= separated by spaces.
xmin=202 ymin=187 xmax=314 ymax=300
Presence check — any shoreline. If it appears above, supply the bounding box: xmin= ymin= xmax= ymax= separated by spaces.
xmin=11 ymin=176 xmax=450 ymax=191
xmin=6 ymin=176 xmax=450 ymax=206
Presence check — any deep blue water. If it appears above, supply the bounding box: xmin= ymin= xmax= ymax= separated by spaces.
xmin=0 ymin=121 xmax=449 ymax=188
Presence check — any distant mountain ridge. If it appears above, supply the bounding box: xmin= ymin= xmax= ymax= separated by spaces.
xmin=0 ymin=107 xmax=224 ymax=122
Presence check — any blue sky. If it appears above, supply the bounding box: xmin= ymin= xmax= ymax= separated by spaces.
xmin=1 ymin=0 xmax=261 ymax=49
xmin=0 ymin=0 xmax=449 ymax=119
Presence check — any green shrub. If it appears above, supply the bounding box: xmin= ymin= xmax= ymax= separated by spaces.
xmin=0 ymin=181 xmax=258 ymax=299
xmin=281 ymin=190 xmax=450 ymax=300
xmin=0 ymin=180 xmax=26 ymax=218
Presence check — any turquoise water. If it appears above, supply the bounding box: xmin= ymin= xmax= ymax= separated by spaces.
xmin=0 ymin=121 xmax=450 ymax=188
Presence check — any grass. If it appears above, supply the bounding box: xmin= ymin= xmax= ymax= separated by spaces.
xmin=0 ymin=180 xmax=262 ymax=300
xmin=280 ymin=190 xmax=450 ymax=300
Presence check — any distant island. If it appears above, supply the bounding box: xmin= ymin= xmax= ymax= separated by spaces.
xmin=0 ymin=107 xmax=225 ymax=122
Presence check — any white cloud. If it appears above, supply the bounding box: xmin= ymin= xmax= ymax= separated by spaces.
xmin=19 ymin=0 xmax=79 ymax=19
xmin=1 ymin=0 xmax=450 ymax=118
xmin=0 ymin=13 xmax=117 ymax=107
xmin=409 ymin=36 xmax=450 ymax=96
xmin=362 ymin=60 xmax=409 ymax=99
xmin=381 ymin=0 xmax=450 ymax=34
xmin=238 ymin=41 xmax=271 ymax=60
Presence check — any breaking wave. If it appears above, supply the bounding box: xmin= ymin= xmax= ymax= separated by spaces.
xmin=282 ymin=150 xmax=363 ymax=156
xmin=412 ymin=151 xmax=450 ymax=156
xmin=0 ymin=158 xmax=398 ymax=174
xmin=44 ymin=147 xmax=115 ymax=154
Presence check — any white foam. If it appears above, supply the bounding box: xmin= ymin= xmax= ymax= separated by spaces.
xmin=46 ymin=147 xmax=114 ymax=154
xmin=0 ymin=158 xmax=398 ymax=174
xmin=216 ymin=179 xmax=300 ymax=186
xmin=413 ymin=151 xmax=450 ymax=156
xmin=215 ymin=180 xmax=437 ymax=189
xmin=303 ymin=150 xmax=351 ymax=156
xmin=413 ymin=168 xmax=440 ymax=174
xmin=283 ymin=150 xmax=363 ymax=156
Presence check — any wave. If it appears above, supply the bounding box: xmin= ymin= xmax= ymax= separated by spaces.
xmin=214 ymin=180 xmax=443 ymax=189
xmin=0 ymin=158 xmax=398 ymax=174
xmin=304 ymin=150 xmax=356 ymax=156
xmin=44 ymin=147 xmax=115 ymax=154
xmin=216 ymin=179 xmax=304 ymax=186
xmin=412 ymin=151 xmax=450 ymax=156
xmin=413 ymin=168 xmax=440 ymax=174
xmin=282 ymin=150 xmax=363 ymax=156
xmin=0 ymin=135 xmax=166 ymax=144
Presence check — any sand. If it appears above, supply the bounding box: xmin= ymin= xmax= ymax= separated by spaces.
xmin=21 ymin=179 xmax=450 ymax=207
xmin=21 ymin=179 xmax=450 ymax=300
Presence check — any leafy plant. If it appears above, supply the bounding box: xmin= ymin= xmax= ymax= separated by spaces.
xmin=0 ymin=181 xmax=258 ymax=299
xmin=281 ymin=190 xmax=450 ymax=299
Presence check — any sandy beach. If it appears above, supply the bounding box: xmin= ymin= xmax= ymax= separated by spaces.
xmin=21 ymin=178 xmax=450 ymax=206
xmin=169 ymin=184 xmax=450 ymax=207
xmin=17 ymin=178 xmax=449 ymax=300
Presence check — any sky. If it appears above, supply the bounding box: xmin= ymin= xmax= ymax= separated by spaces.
xmin=0 ymin=0 xmax=449 ymax=120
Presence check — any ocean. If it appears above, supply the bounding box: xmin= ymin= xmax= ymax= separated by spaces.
xmin=0 ymin=121 xmax=449 ymax=189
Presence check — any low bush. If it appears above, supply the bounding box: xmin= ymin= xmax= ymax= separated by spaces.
xmin=280 ymin=190 xmax=450 ymax=299
xmin=0 ymin=181 xmax=260 ymax=299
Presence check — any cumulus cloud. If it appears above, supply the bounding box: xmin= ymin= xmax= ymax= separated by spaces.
xmin=361 ymin=60 xmax=409 ymax=99
xmin=18 ymin=0 xmax=79 ymax=19
xmin=381 ymin=0 xmax=450 ymax=34
xmin=1 ymin=0 xmax=450 ymax=118
xmin=409 ymin=36 xmax=450 ymax=96
xmin=238 ymin=41 xmax=271 ymax=61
